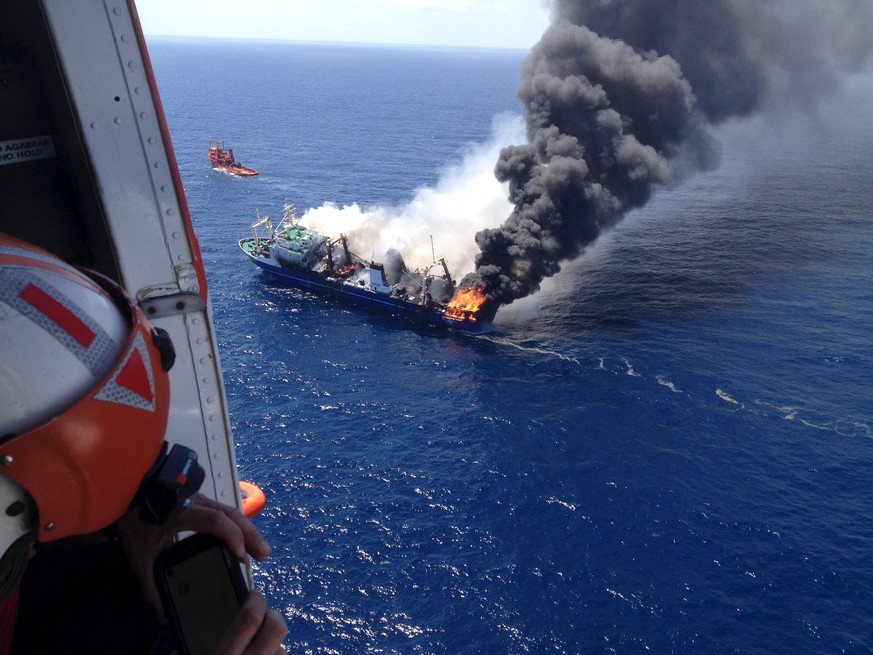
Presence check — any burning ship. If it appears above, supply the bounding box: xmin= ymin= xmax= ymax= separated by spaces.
xmin=239 ymin=204 xmax=497 ymax=332
xmin=208 ymin=141 xmax=259 ymax=176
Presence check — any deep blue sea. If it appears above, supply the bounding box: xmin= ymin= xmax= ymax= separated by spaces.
xmin=148 ymin=38 xmax=873 ymax=654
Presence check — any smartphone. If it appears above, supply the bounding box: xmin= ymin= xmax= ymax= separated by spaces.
xmin=154 ymin=532 xmax=249 ymax=655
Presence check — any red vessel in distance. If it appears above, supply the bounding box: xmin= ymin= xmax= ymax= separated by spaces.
xmin=208 ymin=141 xmax=259 ymax=176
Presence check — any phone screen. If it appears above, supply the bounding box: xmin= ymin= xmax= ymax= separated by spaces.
xmin=159 ymin=538 xmax=246 ymax=655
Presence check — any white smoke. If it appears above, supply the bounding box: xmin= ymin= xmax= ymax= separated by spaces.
xmin=301 ymin=113 xmax=523 ymax=280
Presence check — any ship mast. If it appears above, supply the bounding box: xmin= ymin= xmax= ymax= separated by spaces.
xmin=438 ymin=257 xmax=452 ymax=283
xmin=281 ymin=203 xmax=298 ymax=227
xmin=251 ymin=211 xmax=273 ymax=245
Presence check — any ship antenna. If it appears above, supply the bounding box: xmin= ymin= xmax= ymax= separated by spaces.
xmin=430 ymin=235 xmax=436 ymax=264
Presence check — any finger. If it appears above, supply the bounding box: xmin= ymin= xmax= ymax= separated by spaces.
xmin=189 ymin=496 xmax=272 ymax=562
xmin=165 ymin=502 xmax=250 ymax=562
xmin=213 ymin=590 xmax=270 ymax=655
xmin=242 ymin=608 xmax=288 ymax=655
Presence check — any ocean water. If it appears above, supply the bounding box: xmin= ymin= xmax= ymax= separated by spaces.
xmin=148 ymin=38 xmax=873 ymax=654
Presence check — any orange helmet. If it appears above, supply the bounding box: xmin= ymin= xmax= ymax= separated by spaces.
xmin=0 ymin=233 xmax=172 ymax=552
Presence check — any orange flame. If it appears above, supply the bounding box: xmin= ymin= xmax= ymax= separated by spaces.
xmin=445 ymin=286 xmax=488 ymax=322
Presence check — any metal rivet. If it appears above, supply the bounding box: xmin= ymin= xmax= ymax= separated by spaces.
xmin=44 ymin=522 xmax=56 ymax=531
xmin=0 ymin=455 xmax=13 ymax=466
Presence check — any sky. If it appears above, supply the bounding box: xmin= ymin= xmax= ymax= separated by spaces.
xmin=134 ymin=0 xmax=552 ymax=50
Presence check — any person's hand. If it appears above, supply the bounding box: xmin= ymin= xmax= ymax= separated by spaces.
xmin=212 ymin=589 xmax=287 ymax=655
xmin=164 ymin=493 xmax=272 ymax=566
xmin=114 ymin=494 xmax=287 ymax=654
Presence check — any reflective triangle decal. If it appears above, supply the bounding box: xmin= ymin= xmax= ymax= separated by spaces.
xmin=115 ymin=346 xmax=154 ymax=403
xmin=94 ymin=332 xmax=156 ymax=411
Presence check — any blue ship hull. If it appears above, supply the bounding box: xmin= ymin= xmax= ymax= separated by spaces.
xmin=239 ymin=238 xmax=495 ymax=333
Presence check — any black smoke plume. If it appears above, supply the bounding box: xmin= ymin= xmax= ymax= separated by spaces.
xmin=466 ymin=0 xmax=873 ymax=306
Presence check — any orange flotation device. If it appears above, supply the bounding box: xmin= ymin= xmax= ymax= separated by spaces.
xmin=238 ymin=480 xmax=266 ymax=519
